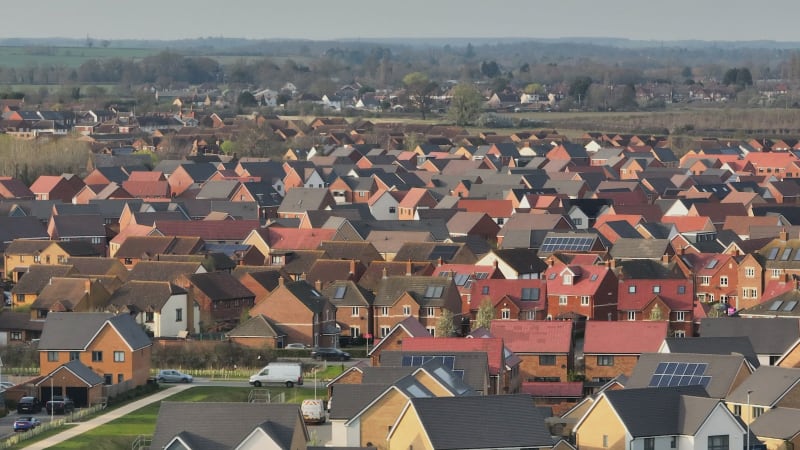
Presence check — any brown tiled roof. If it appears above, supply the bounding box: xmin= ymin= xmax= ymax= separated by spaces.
xmin=358 ymin=261 xmax=434 ymax=292
xmin=226 ymin=314 xmax=285 ymax=338
xmin=115 ymin=236 xmax=203 ymax=258
xmin=154 ymin=220 xmax=259 ymax=241
xmin=108 ymin=281 xmax=186 ymax=313
xmin=306 ymin=259 xmax=366 ymax=287
xmin=67 ymin=257 xmax=129 ymax=280
xmin=31 ymin=277 xmax=93 ymax=310
xmin=189 ymin=271 xmax=255 ymax=300
xmin=127 ymin=261 xmax=203 ymax=282
xmin=12 ymin=265 xmax=75 ymax=294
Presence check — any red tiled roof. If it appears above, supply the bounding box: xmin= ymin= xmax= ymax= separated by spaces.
xmin=545 ymin=264 xmax=611 ymax=296
xmin=402 ymin=337 xmax=504 ymax=375
xmin=583 ymin=321 xmax=668 ymax=354
xmin=456 ymin=199 xmax=514 ymax=218
xmin=127 ymin=171 xmax=165 ymax=182
xmin=268 ymin=228 xmax=337 ymax=250
xmin=122 ymin=180 xmax=170 ymax=197
xmin=660 ymin=216 xmax=714 ymax=233
xmin=617 ymin=279 xmax=693 ymax=311
xmin=29 ymin=175 xmax=62 ymax=193
xmin=398 ymin=187 xmax=431 ymax=208
xmin=490 ymin=321 xmax=572 ymax=353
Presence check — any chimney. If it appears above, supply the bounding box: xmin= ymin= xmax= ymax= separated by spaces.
xmin=381 ymin=266 xmax=388 ymax=279
xmin=780 ymin=227 xmax=788 ymax=241
xmin=437 ymin=257 xmax=443 ymax=267
xmin=609 ymin=259 xmax=616 ymax=269
xmin=314 ymin=279 xmax=322 ymax=291
xmin=785 ymin=273 xmax=791 ymax=283
xmin=661 ymin=253 xmax=670 ymax=264
xmin=406 ymin=259 xmax=412 ymax=276
xmin=678 ymin=246 xmax=685 ymax=256
xmin=349 ymin=259 xmax=356 ymax=275
xmin=278 ymin=276 xmax=284 ymax=287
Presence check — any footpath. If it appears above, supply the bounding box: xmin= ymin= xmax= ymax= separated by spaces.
xmin=23 ymin=383 xmax=194 ymax=450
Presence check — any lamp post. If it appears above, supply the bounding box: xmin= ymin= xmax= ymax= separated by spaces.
xmin=50 ymin=375 xmax=54 ymax=423
xmin=746 ymin=390 xmax=753 ymax=450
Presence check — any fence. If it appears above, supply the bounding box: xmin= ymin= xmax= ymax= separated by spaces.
xmin=0 ymin=403 xmax=105 ymax=449
xmin=247 ymin=389 xmax=285 ymax=404
xmin=104 ymin=379 xmax=135 ymax=399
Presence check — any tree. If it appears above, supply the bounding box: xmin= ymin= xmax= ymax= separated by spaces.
xmin=480 ymin=60 xmax=501 ymax=78
xmin=447 ymin=83 xmax=484 ymax=126
xmin=402 ymin=72 xmax=437 ymax=120
xmin=474 ymin=299 xmax=495 ymax=331
xmin=681 ymin=66 xmax=692 ymax=78
xmin=723 ymin=67 xmax=753 ymax=87
xmin=569 ymin=76 xmax=593 ymax=104
xmin=436 ymin=309 xmax=457 ymax=337
xmin=237 ymin=91 xmax=257 ymax=107
xmin=524 ymin=83 xmax=543 ymax=95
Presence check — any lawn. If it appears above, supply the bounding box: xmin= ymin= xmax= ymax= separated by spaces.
xmin=46 ymin=386 xmax=317 ymax=449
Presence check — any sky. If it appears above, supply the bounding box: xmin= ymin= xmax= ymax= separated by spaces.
xmin=4 ymin=0 xmax=800 ymax=42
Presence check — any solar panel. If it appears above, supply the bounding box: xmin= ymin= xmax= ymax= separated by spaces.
xmin=768 ymin=247 xmax=780 ymax=260
xmin=454 ymin=273 xmax=470 ymax=286
xmin=705 ymin=259 xmax=718 ymax=269
xmin=784 ymin=301 xmax=798 ymax=311
xmin=475 ymin=272 xmax=489 ymax=280
xmin=430 ymin=245 xmax=458 ymax=261
xmin=793 ymin=249 xmax=800 ymax=261
xmin=649 ymin=362 xmax=709 ymax=388
xmin=782 ymin=248 xmax=793 ymax=261
xmin=769 ymin=301 xmax=784 ymax=311
xmin=540 ymin=235 xmax=594 ymax=253
xmin=334 ymin=286 xmax=346 ymax=299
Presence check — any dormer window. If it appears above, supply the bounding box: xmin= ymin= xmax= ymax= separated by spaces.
xmin=562 ymin=274 xmax=572 ymax=285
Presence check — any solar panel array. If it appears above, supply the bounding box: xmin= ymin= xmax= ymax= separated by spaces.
xmin=648 ymin=362 xmax=711 ymax=388
xmin=540 ymin=236 xmax=595 ymax=253
xmin=430 ymin=245 xmax=458 ymax=261
xmin=401 ymin=355 xmax=465 ymax=379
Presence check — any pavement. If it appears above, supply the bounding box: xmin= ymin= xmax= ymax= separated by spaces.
xmin=22 ymin=383 xmax=194 ymax=450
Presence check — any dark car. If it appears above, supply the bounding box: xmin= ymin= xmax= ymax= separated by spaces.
xmin=311 ymin=347 xmax=350 ymax=361
xmin=17 ymin=397 xmax=42 ymax=414
xmin=13 ymin=416 xmax=41 ymax=432
xmin=45 ymin=396 xmax=75 ymax=414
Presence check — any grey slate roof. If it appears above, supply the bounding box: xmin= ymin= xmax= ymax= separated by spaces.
xmin=12 ymin=265 xmax=75 ymax=294
xmin=322 ymin=280 xmax=374 ymax=307
xmin=699 ymin=317 xmax=800 ymax=356
xmin=55 ymin=359 xmax=105 ymax=386
xmin=226 ymin=314 xmax=285 ymax=338
xmin=151 ymin=402 xmax=305 ymax=450
xmin=750 ymin=407 xmax=800 ymax=439
xmin=360 ymin=366 xmax=416 ymax=385
xmin=407 ymin=394 xmax=552 ymax=449
xmin=626 ymin=352 xmax=748 ymax=399
xmin=610 ymin=238 xmax=671 ymax=260
xmin=488 ymin=248 xmax=547 ymax=274
xmin=601 ymin=386 xmax=711 ymax=438
xmin=329 ymin=383 xmax=390 ymax=420
xmin=380 ymin=351 xmax=489 ymax=395
xmin=662 ymin=336 xmax=760 ymax=368
xmin=38 ymin=312 xmax=151 ymax=351
xmin=726 ymin=366 xmax=800 ymax=406
xmin=373 ymin=276 xmax=455 ymax=307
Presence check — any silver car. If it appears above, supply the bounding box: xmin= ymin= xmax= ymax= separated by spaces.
xmin=156 ymin=369 xmax=193 ymax=383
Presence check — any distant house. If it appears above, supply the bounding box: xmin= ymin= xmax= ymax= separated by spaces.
xmin=490 ymin=320 xmax=573 ymax=383
xmin=106 ymin=281 xmax=198 ymax=337
xmin=583 ymin=321 xmax=669 ymax=387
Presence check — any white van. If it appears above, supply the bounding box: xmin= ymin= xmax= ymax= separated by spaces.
xmin=301 ymin=399 xmax=326 ymax=424
xmin=249 ymin=362 xmax=303 ymax=388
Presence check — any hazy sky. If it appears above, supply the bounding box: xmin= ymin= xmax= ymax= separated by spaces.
xmin=4 ymin=0 xmax=800 ymax=42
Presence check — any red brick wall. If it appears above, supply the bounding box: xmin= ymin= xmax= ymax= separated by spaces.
xmin=584 ymin=354 xmax=639 ymax=382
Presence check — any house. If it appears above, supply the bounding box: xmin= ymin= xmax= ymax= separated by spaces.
xmin=574 ymin=386 xmax=746 ymax=450
xmin=544 ymin=260 xmax=618 ymax=321
xmin=467 ymin=278 xmax=547 ymax=321
xmin=187 ymin=271 xmax=255 ymax=332
xmin=29 ymin=174 xmax=85 ymax=202
xmin=0 ymin=311 xmax=44 ymax=344
xmin=725 ymin=366 xmax=800 ymax=425
xmin=387 ymin=395 xmax=553 ymax=450
xmin=3 ymin=239 xmax=98 ymax=283
xmin=397 ymin=187 xmax=438 ymax=220
xmin=583 ymin=321 xmax=669 ymax=387
xmin=699 ymin=317 xmax=800 ymax=366
xmin=29 ymin=277 xmax=112 ymax=320
xmin=9 ymin=264 xmax=75 ymax=307
xmin=475 ymin=248 xmax=548 ymax=279
xmin=367 ymin=317 xmax=430 ymax=366
xmin=659 ymin=336 xmax=760 ymax=369
xmin=379 ymin=350 xmax=491 ymax=396
xmin=249 ymin=279 xmax=338 ymax=348
xmin=38 ymin=312 xmax=152 ymax=400
xmin=675 ymin=252 xmax=739 ymax=307
xmin=490 ymin=320 xmax=573 ymax=382
xmin=150 ymin=402 xmax=309 ymax=450
xmin=277 ymin=188 xmax=336 ymax=219
xmin=113 ymin=236 xmax=204 ymax=268
xmin=322 ymin=280 xmax=374 ymax=344
xmin=106 ymin=281 xmax=198 ymax=337
xmin=371 ymin=276 xmax=462 ymax=338
xmin=750 ymin=407 xmax=800 ymax=450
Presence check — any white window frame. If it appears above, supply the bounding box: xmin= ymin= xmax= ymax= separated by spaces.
xmin=745 ymin=267 xmax=755 ymax=278
xmin=673 ymin=330 xmax=686 ymax=338
xmin=559 ymin=296 xmax=568 ymax=305
xmin=580 ymin=296 xmax=590 ymax=306
xmin=351 ymin=307 xmax=359 ymax=317
xmin=501 ymin=308 xmax=511 ymax=320
xmin=379 ymin=307 xmax=389 ymax=317
xmin=772 ymin=269 xmax=782 ymax=278
xmin=627 ymin=311 xmax=636 ymax=321
xmin=675 ymin=311 xmax=686 ymax=322
xmin=719 ymin=276 xmax=728 ymax=287
xmin=380 ymin=326 xmax=390 ymax=338
xmin=699 ymin=276 xmax=711 ymax=286
xmin=424 ymin=307 xmax=436 ymax=317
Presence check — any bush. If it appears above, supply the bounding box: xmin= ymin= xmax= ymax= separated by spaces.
xmin=475 ymin=113 xmax=514 ymax=128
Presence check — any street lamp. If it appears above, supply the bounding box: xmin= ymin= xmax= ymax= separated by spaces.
xmin=50 ymin=375 xmax=54 ymax=423
xmin=746 ymin=390 xmax=753 ymax=450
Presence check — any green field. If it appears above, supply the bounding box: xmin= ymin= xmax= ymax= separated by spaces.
xmin=0 ymin=46 xmax=157 ymax=68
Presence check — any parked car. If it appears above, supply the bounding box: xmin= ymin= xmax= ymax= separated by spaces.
xmin=0 ymin=381 xmax=16 ymax=390
xmin=284 ymin=343 xmax=310 ymax=350
xmin=13 ymin=417 xmax=41 ymax=432
xmin=249 ymin=362 xmax=303 ymax=388
xmin=45 ymin=396 xmax=75 ymax=414
xmin=311 ymin=347 xmax=350 ymax=361
xmin=156 ymin=369 xmax=193 ymax=383
xmin=17 ymin=397 xmax=42 ymax=414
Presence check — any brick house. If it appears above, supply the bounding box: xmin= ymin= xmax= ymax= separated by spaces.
xmin=467 ymin=278 xmax=548 ymax=321
xmin=322 ymin=280 xmax=374 ymax=343
xmin=544 ymin=260 xmax=618 ymax=321
xmin=675 ymin=252 xmax=739 ymax=306
xmin=367 ymin=317 xmax=429 ymax=366
xmin=489 ymin=320 xmax=573 ymax=383
xmin=187 ymin=271 xmax=255 ymax=332
xmin=29 ymin=174 xmax=85 ymax=202
xmin=249 ymin=279 xmax=338 ymax=347
xmin=371 ymin=276 xmax=462 ymax=338
xmin=397 ymin=188 xmax=438 ymax=221
xmin=583 ymin=321 xmax=669 ymax=388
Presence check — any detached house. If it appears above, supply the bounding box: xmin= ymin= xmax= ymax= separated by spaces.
xmin=187 ymin=271 xmax=255 ymax=332
xmin=544 ymin=260 xmax=618 ymax=321
xmin=583 ymin=321 xmax=669 ymax=387
xmin=490 ymin=320 xmax=573 ymax=383
xmin=372 ymin=275 xmax=461 ymax=338
xmin=106 ymin=281 xmax=198 ymax=337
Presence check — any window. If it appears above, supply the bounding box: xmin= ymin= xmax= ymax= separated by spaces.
xmin=670 ymin=436 xmax=677 ymax=448
xmin=733 ymin=404 xmax=741 ymax=416
xmin=10 ymin=331 xmax=21 ymax=341
xmin=628 ymin=285 xmax=636 ymax=293
xmin=678 ymin=285 xmax=686 ymax=294
xmin=581 ymin=296 xmax=590 ymax=306
xmin=707 ymin=435 xmax=729 ymax=450
xmin=403 ymin=306 xmax=411 ymax=316
xmin=104 ymin=374 xmax=112 ymax=385
xmin=92 ymin=351 xmax=103 ymax=362
xmin=562 ymin=274 xmax=572 ymax=285
xmin=627 ymin=311 xmax=636 ymax=321
xmin=57 ymin=255 xmax=65 ymax=264
xmin=33 ymin=255 xmax=40 ymax=263
xmin=482 ymin=286 xmax=490 ymax=295
xmin=773 ymin=269 xmax=782 ymax=278
xmin=388 ymin=206 xmax=396 ymax=214
xmin=424 ymin=307 xmax=436 ymax=317
xmin=69 ymin=351 xmax=79 ymax=361
xmin=380 ymin=307 xmax=389 ymax=317
xmin=426 ymin=327 xmax=435 ymax=336
xmin=699 ymin=276 xmax=711 ymax=286
xmin=47 ymin=351 xmax=58 ymax=362
xmin=118 ymin=374 xmax=124 ymax=383
xmin=753 ymin=406 xmax=764 ymax=419
xmin=521 ymin=288 xmax=539 ymax=301
xmin=175 ymin=308 xmax=183 ymax=322
xmin=270 ymin=255 xmax=283 ymax=265
xmin=673 ymin=330 xmax=686 ymax=338
xmin=145 ymin=311 xmax=154 ymax=323
xmin=350 ymin=326 xmax=360 ymax=337
xmin=675 ymin=311 xmax=686 ymax=322
xmin=539 ymin=355 xmax=556 ymax=366
xmin=743 ymin=288 xmax=758 ymax=299
xmin=114 ymin=351 xmax=125 ymax=362
xmin=652 ymin=285 xmax=661 ymax=294
xmin=358 ymin=191 xmax=366 ymax=197
xmin=351 ymin=307 xmax=360 ymax=317
xmin=720 ymin=276 xmax=728 ymax=287
xmin=603 ymin=435 xmax=608 ymax=448
xmin=644 ymin=437 xmax=655 ymax=450
xmin=597 ymin=355 xmax=614 ymax=366
xmin=559 ymin=296 xmax=568 ymax=305
xmin=124 ymin=258 xmax=133 ymax=265
xmin=501 ymin=308 xmax=511 ymax=320
xmin=37 ymin=309 xmax=48 ymax=319
xmin=380 ymin=326 xmax=390 ymax=338
xmin=745 ymin=267 xmax=755 ymax=278
xmin=573 ymin=218 xmax=583 ymax=226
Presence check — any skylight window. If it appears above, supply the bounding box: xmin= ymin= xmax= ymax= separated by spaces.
xmin=333 ymin=286 xmax=346 ymax=299
xmin=767 ymin=247 xmax=780 ymax=260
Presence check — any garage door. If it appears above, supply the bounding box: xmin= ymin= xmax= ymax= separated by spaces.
xmin=66 ymin=387 xmax=88 ymax=408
